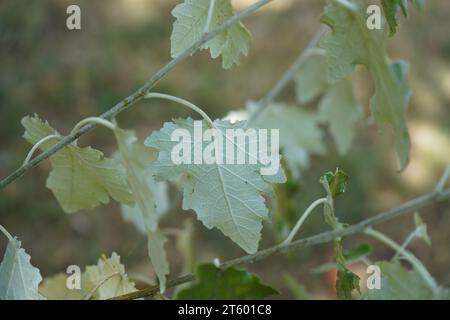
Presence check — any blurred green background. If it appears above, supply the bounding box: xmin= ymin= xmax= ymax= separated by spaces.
xmin=0 ymin=0 xmax=449 ymax=299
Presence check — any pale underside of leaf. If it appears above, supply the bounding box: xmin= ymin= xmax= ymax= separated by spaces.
xmin=252 ymin=103 xmax=326 ymax=179
xmin=363 ymin=261 xmax=435 ymax=299
xmin=0 ymin=238 xmax=45 ymax=300
xmin=318 ymin=79 xmax=363 ymax=155
xmin=294 ymin=48 xmax=329 ymax=104
xmin=147 ymin=230 xmax=169 ymax=293
xmin=170 ymin=0 xmax=251 ymax=69
xmin=114 ymin=127 xmax=170 ymax=293
xmin=320 ymin=0 xmax=411 ymax=170
xmin=145 ymin=118 xmax=285 ymax=253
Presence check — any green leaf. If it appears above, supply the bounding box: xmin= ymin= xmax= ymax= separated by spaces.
xmin=0 ymin=228 xmax=45 ymax=300
xmin=336 ymin=269 xmax=360 ymax=300
xmin=115 ymin=128 xmax=168 ymax=232
xmin=333 ymin=239 xmax=361 ymax=299
xmin=21 ymin=115 xmax=134 ymax=213
xmin=175 ymin=263 xmax=278 ymax=299
xmin=318 ymin=79 xmax=362 ymax=155
xmin=363 ymin=261 xmax=437 ymax=299
xmin=145 ymin=118 xmax=285 ymax=254
xmin=147 ymin=230 xmax=169 ymax=293
xmin=170 ymin=0 xmax=251 ymax=69
xmin=320 ymin=168 xmax=348 ymax=199
xmin=320 ymin=0 xmax=411 ymax=170
xmin=381 ymin=0 xmax=407 ymax=36
xmin=293 ymin=49 xmax=361 ymax=155
xmin=252 ymin=103 xmax=326 ymax=179
xmin=294 ymin=48 xmax=329 ymax=104
xmin=381 ymin=0 xmax=425 ymax=36
xmin=85 ymin=252 xmax=137 ymax=300
xmin=320 ymin=168 xmax=348 ymax=230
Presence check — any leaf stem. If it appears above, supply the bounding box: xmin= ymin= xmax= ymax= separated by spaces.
xmin=70 ymin=117 xmax=116 ymax=135
xmin=364 ymin=228 xmax=440 ymax=296
xmin=283 ymin=197 xmax=330 ymax=245
xmin=204 ymin=0 xmax=216 ymax=33
xmin=145 ymin=93 xmax=215 ymax=127
xmin=0 ymin=224 xmax=14 ymax=243
xmin=83 ymin=271 xmax=121 ymax=300
xmin=22 ymin=135 xmax=60 ymax=166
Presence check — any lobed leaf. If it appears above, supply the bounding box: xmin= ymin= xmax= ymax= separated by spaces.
xmin=170 ymin=0 xmax=251 ymax=69
xmin=320 ymin=0 xmax=411 ymax=170
xmin=318 ymin=79 xmax=362 ymax=156
xmin=145 ymin=118 xmax=285 ymax=253
xmin=21 ymin=115 xmax=134 ymax=213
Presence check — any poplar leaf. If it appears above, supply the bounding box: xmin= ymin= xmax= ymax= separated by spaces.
xmin=318 ymin=79 xmax=362 ymax=155
xmin=253 ymin=103 xmax=326 ymax=179
xmin=363 ymin=261 xmax=437 ymax=299
xmin=0 ymin=230 xmax=45 ymax=300
xmin=175 ymin=263 xmax=278 ymax=299
xmin=145 ymin=118 xmax=286 ymax=254
xmin=147 ymin=231 xmax=169 ymax=293
xmin=85 ymin=252 xmax=137 ymax=300
xmin=294 ymin=49 xmax=361 ymax=155
xmin=21 ymin=115 xmax=134 ymax=213
xmin=115 ymin=128 xmax=168 ymax=232
xmin=320 ymin=0 xmax=411 ymax=170
xmin=170 ymin=0 xmax=251 ymax=69
xmin=294 ymin=48 xmax=329 ymax=104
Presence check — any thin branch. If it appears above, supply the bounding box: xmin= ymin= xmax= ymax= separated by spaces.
xmin=435 ymin=164 xmax=450 ymax=192
xmin=110 ymin=187 xmax=450 ymax=300
xmin=0 ymin=0 xmax=273 ymax=191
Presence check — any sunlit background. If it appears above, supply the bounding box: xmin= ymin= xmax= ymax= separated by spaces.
xmin=0 ymin=0 xmax=449 ymax=299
